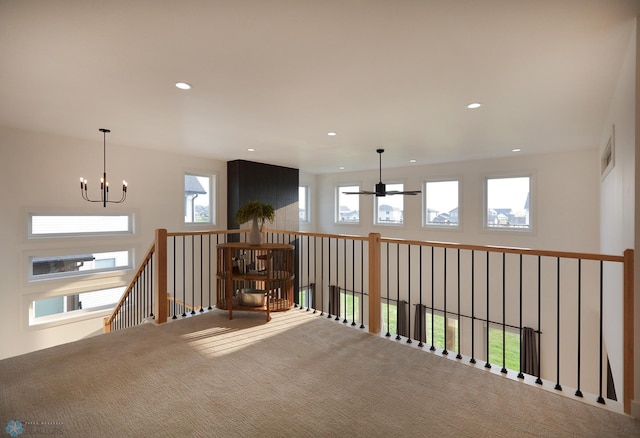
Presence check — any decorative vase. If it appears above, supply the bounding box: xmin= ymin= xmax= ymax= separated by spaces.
xmin=249 ymin=217 xmax=262 ymax=246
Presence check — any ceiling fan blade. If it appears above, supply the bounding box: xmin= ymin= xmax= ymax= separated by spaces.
xmin=342 ymin=190 xmax=377 ymax=195
xmin=385 ymin=190 xmax=421 ymax=196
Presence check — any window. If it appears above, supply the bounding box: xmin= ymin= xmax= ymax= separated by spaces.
xmin=184 ymin=173 xmax=215 ymax=225
xmin=29 ymin=250 xmax=132 ymax=281
xmin=31 ymin=286 xmax=125 ymax=324
xmin=485 ymin=176 xmax=531 ymax=230
xmin=382 ymin=302 xmax=397 ymax=334
xmin=299 ymin=186 xmax=309 ymax=222
xmin=339 ymin=292 xmax=360 ymax=322
xmin=424 ymin=180 xmax=459 ymax=227
xmin=336 ymin=185 xmax=359 ymax=224
xmin=375 ymin=183 xmax=404 ymax=225
xmin=29 ymin=214 xmax=132 ymax=238
xmin=487 ymin=325 xmax=520 ymax=370
xmin=426 ymin=312 xmax=458 ymax=352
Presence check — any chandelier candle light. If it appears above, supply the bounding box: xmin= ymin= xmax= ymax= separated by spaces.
xmin=80 ymin=128 xmax=127 ymax=207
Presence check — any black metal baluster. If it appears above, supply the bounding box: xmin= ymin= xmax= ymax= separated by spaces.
xmin=485 ymin=251 xmax=491 ymax=369
xmin=575 ymin=259 xmax=583 ymax=397
xmin=343 ymin=239 xmax=348 ymax=323
xmin=208 ymin=234 xmax=213 ymax=310
xmin=313 ymin=236 xmax=317 ymax=314
xmin=470 ymin=250 xmax=476 ymax=364
xmin=335 ymin=238 xmax=340 ymax=321
xmin=320 ymin=238 xmax=324 ymax=316
xmin=430 ymin=246 xmax=435 ymax=351
xmin=351 ymin=239 xmax=356 ymax=326
xmin=172 ymin=237 xmax=177 ymax=319
xmin=182 ymin=236 xmax=187 ymax=317
xmin=501 ymin=253 xmax=507 ymax=374
xmin=555 ymin=257 xmax=562 ymax=390
xmin=328 ymin=238 xmax=332 ymax=318
xmin=191 ymin=235 xmax=196 ymax=315
xmin=456 ymin=249 xmax=462 ymax=359
xmin=443 ymin=247 xmax=448 ymax=354
xmin=200 ymin=234 xmax=204 ymax=313
xmin=360 ymin=240 xmax=365 ymax=329
xmin=297 ymin=234 xmax=303 ymax=309
xmin=418 ymin=246 xmax=424 ymax=347
xmin=406 ymin=245 xmax=412 ymax=344
xmin=396 ymin=244 xmax=401 ymax=340
xmin=385 ymin=242 xmax=391 ymax=337
xmin=517 ymin=254 xmax=524 ymax=379
xmin=536 ymin=256 xmax=542 ymax=384
xmin=597 ymin=261 xmax=605 ymax=404
xmin=307 ymin=235 xmax=311 ymax=311
xmin=150 ymin=252 xmax=154 ymax=318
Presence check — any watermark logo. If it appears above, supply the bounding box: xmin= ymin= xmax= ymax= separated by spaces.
xmin=5 ymin=420 xmax=63 ymax=436
xmin=5 ymin=421 xmax=24 ymax=437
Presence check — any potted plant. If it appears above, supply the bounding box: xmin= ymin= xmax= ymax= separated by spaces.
xmin=235 ymin=200 xmax=275 ymax=245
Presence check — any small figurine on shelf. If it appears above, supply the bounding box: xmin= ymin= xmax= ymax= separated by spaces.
xmin=235 ymin=200 xmax=275 ymax=246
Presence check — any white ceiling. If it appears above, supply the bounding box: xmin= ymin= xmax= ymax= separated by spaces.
xmin=1 ymin=1 xmax=638 ymax=174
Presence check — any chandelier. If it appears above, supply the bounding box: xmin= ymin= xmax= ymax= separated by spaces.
xmin=80 ymin=128 xmax=127 ymax=207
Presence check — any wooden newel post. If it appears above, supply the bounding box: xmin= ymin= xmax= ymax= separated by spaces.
xmin=368 ymin=232 xmax=382 ymax=334
xmin=623 ymin=248 xmax=634 ymax=414
xmin=154 ymin=228 xmax=168 ymax=325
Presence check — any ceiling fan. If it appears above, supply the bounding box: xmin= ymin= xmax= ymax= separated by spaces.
xmin=343 ymin=149 xmax=421 ymax=197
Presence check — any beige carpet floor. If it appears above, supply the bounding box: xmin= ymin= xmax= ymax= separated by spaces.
xmin=1 ymin=309 xmax=639 ymax=437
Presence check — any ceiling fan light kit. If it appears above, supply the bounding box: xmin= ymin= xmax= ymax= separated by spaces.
xmin=344 ymin=149 xmax=421 ymax=197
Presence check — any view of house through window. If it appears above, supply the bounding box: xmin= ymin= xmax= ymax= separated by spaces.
xmin=30 ymin=250 xmax=131 ymax=281
xmin=424 ymin=180 xmax=459 ymax=227
xmin=375 ymin=183 xmax=404 ymax=225
xmin=184 ymin=173 xmax=215 ymax=224
xmin=337 ymin=185 xmax=359 ymax=223
xmin=486 ymin=176 xmax=530 ymax=229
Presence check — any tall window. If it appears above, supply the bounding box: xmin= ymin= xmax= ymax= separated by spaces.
xmin=485 ymin=176 xmax=530 ymax=230
xmin=375 ymin=183 xmax=404 ymax=225
xmin=299 ymin=186 xmax=309 ymax=223
xmin=336 ymin=185 xmax=359 ymax=224
xmin=184 ymin=173 xmax=215 ymax=225
xmin=424 ymin=180 xmax=459 ymax=227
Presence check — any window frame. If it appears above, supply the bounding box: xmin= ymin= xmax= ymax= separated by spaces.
xmin=335 ymin=184 xmax=360 ymax=225
xmin=184 ymin=171 xmax=216 ymax=226
xmin=483 ymin=173 xmax=534 ymax=233
xmin=422 ymin=178 xmax=461 ymax=229
xmin=28 ymin=213 xmax=134 ymax=239
xmin=28 ymin=285 xmax=126 ymax=327
xmin=27 ymin=249 xmax=133 ymax=282
xmin=374 ymin=182 xmax=405 ymax=227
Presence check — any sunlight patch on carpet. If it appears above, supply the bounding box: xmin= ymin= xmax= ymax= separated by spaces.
xmin=183 ymin=311 xmax=314 ymax=357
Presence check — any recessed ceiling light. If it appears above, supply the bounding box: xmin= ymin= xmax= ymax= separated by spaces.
xmin=175 ymin=82 xmax=192 ymax=90
xmin=410 ymin=159 xmax=417 ymax=163
xmin=339 ymin=166 xmax=345 ymax=170
xmin=467 ymin=102 xmax=482 ymax=109
xmin=512 ymin=148 xmax=521 ymax=152
xmin=247 ymin=148 xmax=255 ymax=152
xmin=328 ymin=132 xmax=337 ymax=136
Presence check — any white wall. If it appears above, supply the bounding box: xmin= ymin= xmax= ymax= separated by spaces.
xmin=598 ymin=19 xmax=638 ymax=415
xmin=0 ymin=127 xmax=227 ymax=359
xmin=315 ymin=150 xmax=599 ymax=253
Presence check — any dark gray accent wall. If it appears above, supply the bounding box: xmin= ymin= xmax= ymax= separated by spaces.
xmin=227 ymin=159 xmax=299 ymax=231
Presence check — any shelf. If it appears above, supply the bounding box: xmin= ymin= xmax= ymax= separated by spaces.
xmin=216 ymin=243 xmax=295 ymax=321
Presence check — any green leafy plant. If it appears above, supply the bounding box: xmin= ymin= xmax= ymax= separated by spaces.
xmin=235 ymin=200 xmax=275 ymax=230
